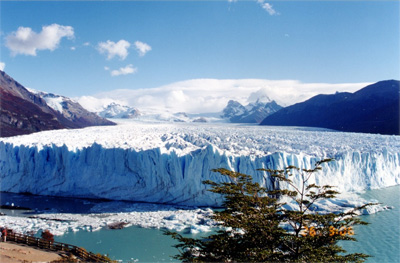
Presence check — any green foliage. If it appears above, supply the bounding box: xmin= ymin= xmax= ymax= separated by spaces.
xmin=165 ymin=159 xmax=374 ymax=262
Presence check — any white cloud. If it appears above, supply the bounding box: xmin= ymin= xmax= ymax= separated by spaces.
xmin=134 ymin=41 xmax=152 ymax=57
xmin=247 ymin=88 xmax=271 ymax=103
xmin=70 ymin=46 xmax=76 ymax=51
xmin=257 ymin=0 xmax=278 ymax=15
xmin=75 ymin=96 xmax=127 ymax=113
xmin=97 ymin=40 xmax=131 ymax=60
xmin=5 ymin=24 xmax=74 ymax=56
xmin=81 ymin=79 xmax=370 ymax=114
xmin=0 ymin=62 xmax=5 ymax=71
xmin=83 ymin=42 xmax=90 ymax=46
xmin=110 ymin=64 xmax=137 ymax=77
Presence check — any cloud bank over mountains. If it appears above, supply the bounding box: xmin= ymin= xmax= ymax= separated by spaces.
xmin=77 ymin=79 xmax=369 ymax=114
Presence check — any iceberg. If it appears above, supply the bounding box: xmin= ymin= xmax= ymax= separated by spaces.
xmin=0 ymin=201 xmax=215 ymax=236
xmin=1 ymin=122 xmax=399 ymax=207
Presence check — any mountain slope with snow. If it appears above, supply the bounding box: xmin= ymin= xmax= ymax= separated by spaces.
xmin=34 ymin=91 xmax=116 ymax=128
xmin=1 ymin=122 xmax=398 ymax=206
xmin=222 ymin=99 xmax=282 ymax=123
xmin=0 ymin=70 xmax=66 ymax=137
xmin=0 ymin=70 xmax=115 ymax=137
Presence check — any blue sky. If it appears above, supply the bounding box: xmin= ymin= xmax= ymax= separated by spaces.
xmin=0 ymin=1 xmax=399 ymax=98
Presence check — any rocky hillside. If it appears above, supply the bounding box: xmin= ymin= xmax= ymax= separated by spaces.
xmin=0 ymin=70 xmax=115 ymax=137
xmin=34 ymin=91 xmax=116 ymax=127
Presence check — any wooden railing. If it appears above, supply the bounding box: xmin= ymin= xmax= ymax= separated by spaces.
xmin=7 ymin=231 xmax=113 ymax=262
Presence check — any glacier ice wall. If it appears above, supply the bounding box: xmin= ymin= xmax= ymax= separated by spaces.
xmin=1 ymin=123 xmax=399 ymax=206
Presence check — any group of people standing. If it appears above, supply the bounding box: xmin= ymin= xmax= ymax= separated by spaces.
xmin=0 ymin=226 xmax=8 ymax=242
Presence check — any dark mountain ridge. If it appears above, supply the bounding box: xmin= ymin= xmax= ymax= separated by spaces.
xmin=0 ymin=70 xmax=115 ymax=137
xmin=260 ymin=80 xmax=399 ymax=135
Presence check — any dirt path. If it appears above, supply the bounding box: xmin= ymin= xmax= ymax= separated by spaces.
xmin=0 ymin=242 xmax=63 ymax=263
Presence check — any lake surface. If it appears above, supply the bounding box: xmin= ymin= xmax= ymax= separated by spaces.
xmin=1 ymin=186 xmax=399 ymax=262
xmin=56 ymin=225 xmax=182 ymax=262
xmin=339 ymin=185 xmax=400 ymax=263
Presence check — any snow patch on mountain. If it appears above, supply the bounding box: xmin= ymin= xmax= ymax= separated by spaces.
xmin=27 ymin=89 xmax=78 ymax=115
xmin=28 ymin=89 xmax=115 ymax=127
xmin=36 ymin=92 xmax=71 ymax=113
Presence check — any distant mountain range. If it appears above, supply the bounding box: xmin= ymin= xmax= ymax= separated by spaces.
xmin=94 ymin=99 xmax=283 ymax=124
xmin=0 ymin=70 xmax=115 ymax=137
xmin=260 ymin=80 xmax=400 ymax=135
xmin=222 ymin=99 xmax=283 ymax=123
xmin=2 ymin=70 xmax=397 ymax=136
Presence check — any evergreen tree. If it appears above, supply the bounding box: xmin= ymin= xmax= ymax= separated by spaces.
xmin=165 ymin=159 xmax=373 ymax=262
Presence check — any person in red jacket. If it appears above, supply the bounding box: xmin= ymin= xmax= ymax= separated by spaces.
xmin=2 ymin=227 xmax=7 ymax=242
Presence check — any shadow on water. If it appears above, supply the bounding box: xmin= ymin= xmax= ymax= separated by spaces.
xmin=0 ymin=192 xmax=199 ymax=216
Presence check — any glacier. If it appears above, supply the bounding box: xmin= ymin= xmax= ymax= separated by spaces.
xmin=1 ymin=121 xmax=399 ymax=207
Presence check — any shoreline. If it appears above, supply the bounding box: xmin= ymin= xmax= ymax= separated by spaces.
xmin=0 ymin=242 xmax=64 ymax=263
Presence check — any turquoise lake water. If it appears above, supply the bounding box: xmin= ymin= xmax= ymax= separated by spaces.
xmin=339 ymin=185 xmax=400 ymax=263
xmin=57 ymin=186 xmax=400 ymax=262
xmin=1 ymin=186 xmax=399 ymax=262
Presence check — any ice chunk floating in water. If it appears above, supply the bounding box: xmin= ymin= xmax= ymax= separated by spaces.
xmin=0 ymin=201 xmax=215 ymax=236
xmin=1 ymin=122 xmax=399 ymax=206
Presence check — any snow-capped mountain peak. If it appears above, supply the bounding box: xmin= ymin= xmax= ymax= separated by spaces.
xmin=247 ymin=88 xmax=272 ymax=104
xmin=222 ymin=100 xmax=246 ymax=118
xmin=222 ymin=99 xmax=282 ymax=123
xmin=98 ymin=102 xmax=141 ymax=119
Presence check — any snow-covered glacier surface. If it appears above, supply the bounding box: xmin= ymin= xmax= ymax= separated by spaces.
xmin=1 ymin=121 xmax=399 ymax=207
